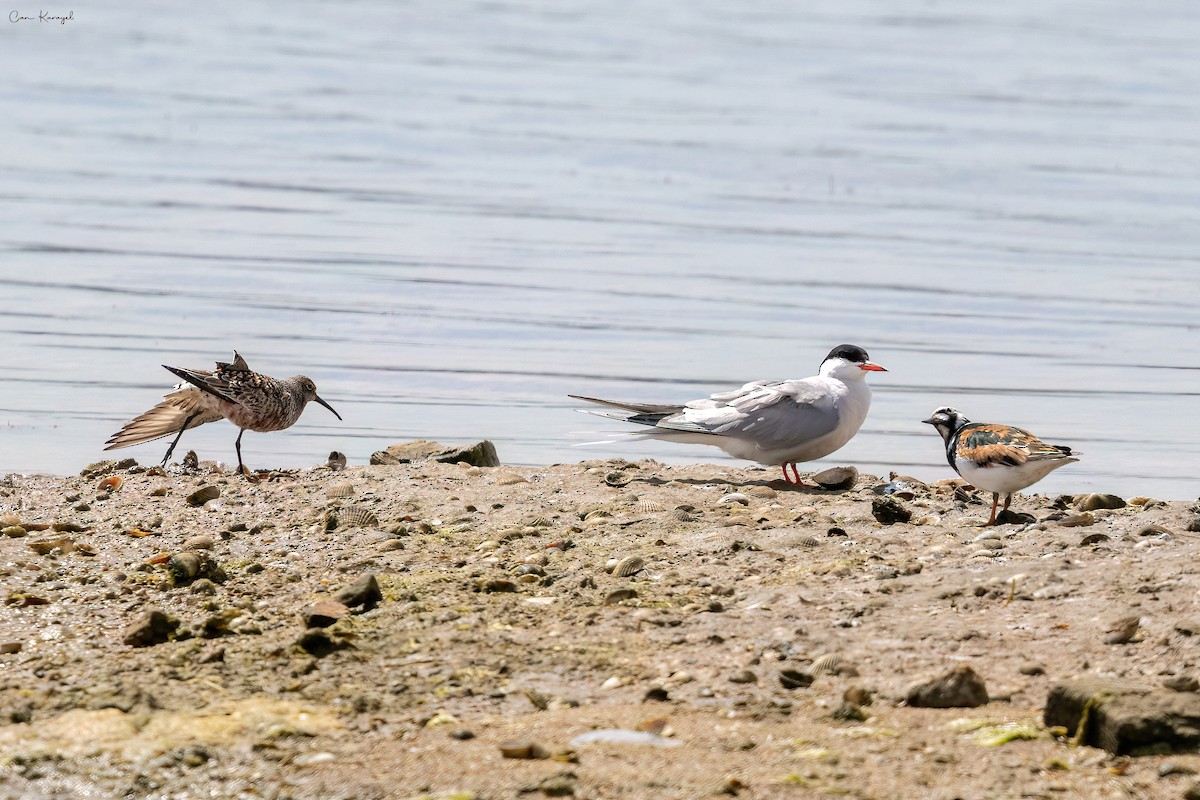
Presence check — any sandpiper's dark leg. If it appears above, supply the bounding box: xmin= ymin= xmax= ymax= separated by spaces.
xmin=986 ymin=492 xmax=1000 ymax=526
xmin=161 ymin=412 xmax=199 ymax=465
xmin=234 ymin=429 xmax=247 ymax=474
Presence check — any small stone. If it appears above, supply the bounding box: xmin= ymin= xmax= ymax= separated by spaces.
xmin=538 ymin=773 xmax=577 ymax=797
xmin=478 ymin=579 xmax=519 ymax=594
xmin=1104 ymin=616 xmax=1141 ymax=645
xmin=779 ymin=669 xmax=814 ymax=690
xmin=182 ymin=535 xmax=214 ymax=551
xmin=303 ymin=600 xmax=351 ymax=628
xmin=906 ymin=665 xmax=989 ymax=708
xmin=871 ymin=497 xmax=911 ymax=525
xmin=843 ymin=686 xmax=873 ymax=706
xmin=604 ymin=588 xmax=638 ymax=605
xmin=1164 ymin=676 xmax=1200 ymax=693
xmin=1073 ymin=493 xmax=1126 ymax=511
xmin=1176 ymin=618 xmax=1200 ymax=637
xmin=123 ymin=609 xmax=179 ymax=647
xmin=728 ymin=670 xmax=757 ymax=685
xmin=830 ymin=702 xmax=868 ymax=722
xmin=1 ymin=526 xmax=26 ymax=538
xmin=1019 ymin=663 xmax=1047 ymax=676
xmin=334 ymin=574 xmax=383 ymax=609
xmin=643 ymin=687 xmax=670 ymax=702
xmin=296 ymin=628 xmax=343 ymax=658
xmin=186 ymin=486 xmax=220 ymax=507
xmin=499 ymin=739 xmax=550 ymax=760
xmin=449 ymin=728 xmax=475 ymax=740
xmin=0 ymin=642 xmax=22 ymax=654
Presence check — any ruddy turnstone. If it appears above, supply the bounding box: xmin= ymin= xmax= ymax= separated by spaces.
xmin=571 ymin=344 xmax=886 ymax=486
xmin=105 ymin=352 xmax=341 ymax=474
xmin=922 ymin=406 xmax=1078 ymax=525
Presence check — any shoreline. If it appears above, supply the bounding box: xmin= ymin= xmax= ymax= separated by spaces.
xmin=2 ymin=453 xmax=1200 ymax=798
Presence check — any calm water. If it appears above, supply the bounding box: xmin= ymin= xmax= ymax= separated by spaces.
xmin=2 ymin=2 xmax=1198 ymax=498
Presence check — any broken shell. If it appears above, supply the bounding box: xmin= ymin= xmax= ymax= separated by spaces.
xmin=326 ymin=483 xmax=355 ymax=499
xmin=718 ymin=493 xmax=750 ymax=506
xmin=611 ymin=555 xmax=645 ymax=577
xmin=583 ymin=508 xmax=611 ymax=521
xmin=186 ymin=486 xmax=220 ymax=507
xmin=1073 ymin=493 xmax=1127 ymax=512
xmin=326 ymin=451 xmax=347 ymax=471
xmin=637 ymin=498 xmax=664 ymax=513
xmin=812 ymin=466 xmax=858 ymax=490
xmin=96 ymin=475 xmax=123 ymax=492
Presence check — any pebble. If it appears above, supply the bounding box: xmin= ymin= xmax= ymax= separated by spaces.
xmin=499 ymin=739 xmax=550 ymax=760
xmin=303 ymin=600 xmax=351 ymax=628
xmin=0 ymin=642 xmax=22 ymax=654
xmin=1164 ymin=675 xmax=1200 ymax=693
xmin=871 ymin=497 xmax=912 ymax=525
xmin=1073 ymin=493 xmax=1126 ymax=511
xmin=334 ymin=573 xmax=383 ymax=609
xmin=1019 ymin=662 xmax=1047 ymax=676
xmin=906 ymin=665 xmax=989 ymax=708
xmin=186 ymin=486 xmax=220 ymax=507
xmin=779 ymin=669 xmax=814 ymax=690
xmin=2 ymin=526 xmax=27 ymax=538
xmin=728 ymin=670 xmax=757 ymax=685
xmin=122 ymin=609 xmax=179 ymax=647
xmin=843 ymin=686 xmax=873 ymax=706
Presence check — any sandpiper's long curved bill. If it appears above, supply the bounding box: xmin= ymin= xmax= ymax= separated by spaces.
xmin=315 ymin=395 xmax=342 ymax=420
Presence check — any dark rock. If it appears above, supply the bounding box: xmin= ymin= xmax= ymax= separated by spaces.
xmin=122 ymin=610 xmax=179 ymax=647
xmin=0 ymin=641 xmax=22 ymax=655
xmin=779 ymin=669 xmax=814 ymax=690
xmin=830 ymin=702 xmax=868 ymax=722
xmin=1188 ymin=780 xmax=1200 ymax=800
xmin=906 ymin=665 xmax=989 ymax=708
xmin=539 ymin=773 xmax=577 ymax=797
xmin=334 ymin=573 xmax=383 ymax=609
xmin=450 ymin=728 xmax=475 ymax=740
xmin=370 ymin=439 xmax=501 ymax=468
xmin=826 ymin=527 xmax=847 ymax=537
xmin=995 ymin=509 xmax=1035 ymax=525
xmin=1044 ymin=677 xmax=1200 ymax=755
xmin=1080 ymin=533 xmax=1110 ymax=546
xmin=643 ymin=687 xmax=670 ymax=702
xmin=871 ymin=497 xmax=911 ymax=525
xmin=1187 ymin=517 xmax=1200 ymax=533
xmin=1165 ymin=676 xmax=1200 ymax=693
xmin=843 ymin=686 xmax=873 ymax=706
xmin=302 ymin=600 xmax=351 ymax=629
xmin=296 ymin=628 xmax=346 ymax=658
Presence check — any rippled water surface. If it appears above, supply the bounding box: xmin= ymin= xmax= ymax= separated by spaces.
xmin=2 ymin=2 xmax=1198 ymax=498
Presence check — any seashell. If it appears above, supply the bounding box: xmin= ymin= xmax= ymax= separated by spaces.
xmin=186 ymin=485 xmax=220 ymax=507
xmin=812 ymin=466 xmax=858 ymax=490
xmin=881 ymin=481 xmax=916 ymax=500
xmin=96 ymin=475 xmax=123 ymax=492
xmin=811 ymin=652 xmax=858 ymax=676
xmin=583 ymin=508 xmax=611 ymax=521
xmin=527 ymin=516 xmax=551 ymax=528
xmin=326 ymin=451 xmax=347 ymax=471
xmin=611 ymin=555 xmax=645 ymax=577
xmin=335 ymin=506 xmax=380 ymax=528
xmin=495 ymin=472 xmax=528 ymax=486
xmin=326 ymin=483 xmax=355 ymax=499
xmin=604 ymin=471 xmax=629 ymax=487
xmin=718 ymin=493 xmax=750 ymax=506
xmin=637 ymin=498 xmax=664 ymax=513
xmin=1072 ymin=493 xmax=1126 ymax=512
xmin=795 ymin=535 xmax=819 ymax=548
xmin=672 ymin=510 xmax=697 ymax=522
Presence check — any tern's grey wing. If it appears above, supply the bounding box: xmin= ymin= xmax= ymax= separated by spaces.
xmin=659 ymin=379 xmax=841 ymax=451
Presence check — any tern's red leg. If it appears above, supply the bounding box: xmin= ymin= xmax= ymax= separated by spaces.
xmin=986 ymin=493 xmax=999 ymax=526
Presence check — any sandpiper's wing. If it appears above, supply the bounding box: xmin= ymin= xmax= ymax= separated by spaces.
xmin=956 ymin=424 xmax=1076 ymax=468
xmin=103 ymin=387 xmax=222 ymax=450
xmin=164 ymin=352 xmax=266 ymax=407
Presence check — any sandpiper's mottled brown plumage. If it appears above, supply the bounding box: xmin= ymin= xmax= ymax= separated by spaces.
xmin=105 ymin=352 xmax=342 ymax=473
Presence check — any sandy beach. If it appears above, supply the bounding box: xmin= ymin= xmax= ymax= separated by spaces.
xmin=2 ymin=447 xmax=1199 ymax=799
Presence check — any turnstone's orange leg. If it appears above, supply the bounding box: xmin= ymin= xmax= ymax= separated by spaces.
xmin=986 ymin=493 xmax=1000 ymax=526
